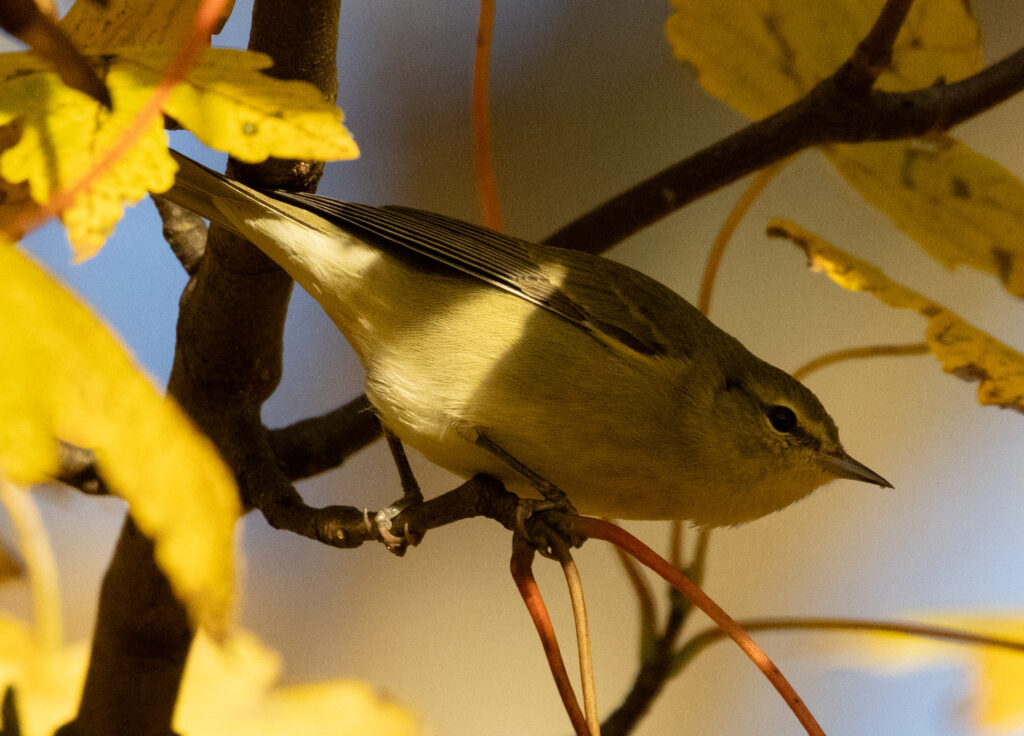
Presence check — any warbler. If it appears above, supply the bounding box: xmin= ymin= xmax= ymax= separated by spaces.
xmin=161 ymin=150 xmax=891 ymax=527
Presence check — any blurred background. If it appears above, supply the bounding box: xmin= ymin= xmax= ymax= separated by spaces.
xmin=11 ymin=1 xmax=1024 ymax=734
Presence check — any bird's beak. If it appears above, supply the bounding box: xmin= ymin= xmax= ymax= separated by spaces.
xmin=820 ymin=449 xmax=893 ymax=488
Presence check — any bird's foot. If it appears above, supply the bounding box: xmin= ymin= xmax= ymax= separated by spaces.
xmin=372 ymin=496 xmax=425 ymax=556
xmin=515 ymin=498 xmax=584 ymax=557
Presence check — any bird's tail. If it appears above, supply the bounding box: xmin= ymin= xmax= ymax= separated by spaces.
xmin=159 ymin=150 xmax=264 ymax=235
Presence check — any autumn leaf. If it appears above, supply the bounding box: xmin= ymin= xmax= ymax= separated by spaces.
xmin=0 ymin=0 xmax=357 ymax=257
xmin=60 ymin=0 xmax=234 ymax=51
xmin=768 ymin=219 xmax=1024 ymax=413
xmin=667 ymin=0 xmax=1024 ymax=297
xmin=0 ymin=63 xmax=177 ymax=258
xmin=0 ymin=244 xmax=240 ymax=635
xmin=130 ymin=48 xmax=359 ymax=163
xmin=176 ymin=631 xmax=421 ymax=736
xmin=834 ymin=614 xmax=1024 ymax=733
xmin=0 ymin=616 xmax=421 ymax=736
xmin=666 ymin=0 xmax=979 ymax=120
xmin=0 ymin=615 xmax=90 ymax=736
xmin=0 ymin=0 xmax=110 ymax=106
xmin=826 ymin=139 xmax=1024 ymax=298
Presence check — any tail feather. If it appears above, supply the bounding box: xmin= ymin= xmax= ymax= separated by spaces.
xmin=160 ymin=150 xmax=263 ymax=235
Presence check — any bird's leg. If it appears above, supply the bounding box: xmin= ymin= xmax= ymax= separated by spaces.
xmin=473 ymin=432 xmax=577 ymax=513
xmin=473 ymin=432 xmax=581 ymax=554
xmin=385 ymin=428 xmax=423 ymax=504
xmin=375 ymin=428 xmax=426 ymax=554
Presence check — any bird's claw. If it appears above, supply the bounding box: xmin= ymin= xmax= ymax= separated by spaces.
xmin=514 ymin=498 xmax=583 ymax=557
xmin=373 ymin=499 xmax=424 ymax=556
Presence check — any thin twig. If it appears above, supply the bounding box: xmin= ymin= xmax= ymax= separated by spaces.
xmin=697 ymin=160 xmax=789 ymax=315
xmin=0 ymin=474 xmax=61 ymax=653
xmin=53 ymin=397 xmax=381 ymax=499
xmin=675 ymin=616 xmax=1024 ymax=673
xmin=612 ymin=543 xmax=657 ymax=645
xmin=551 ymin=536 xmax=599 ymax=735
xmin=1 ymin=0 xmax=111 ymax=107
xmin=837 ymin=0 xmax=916 ymax=92
xmin=687 ymin=528 xmax=711 ymax=582
xmin=510 ymin=536 xmax=589 ymax=736
xmin=601 ymin=584 xmax=692 ymax=736
xmin=255 ymin=473 xmax=521 ymax=550
xmin=575 ymin=517 xmax=825 ymax=736
xmin=472 ymin=0 xmax=502 ymax=231
xmin=791 ymin=343 xmax=929 ymax=382
xmin=667 ymin=521 xmax=684 ymax=571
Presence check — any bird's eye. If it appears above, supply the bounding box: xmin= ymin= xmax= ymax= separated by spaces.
xmin=767 ymin=405 xmax=798 ymax=433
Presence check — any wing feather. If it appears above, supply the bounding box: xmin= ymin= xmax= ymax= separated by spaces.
xmin=267 ymin=192 xmax=710 ymax=359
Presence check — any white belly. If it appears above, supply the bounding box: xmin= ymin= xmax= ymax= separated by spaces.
xmin=355 ymin=277 xmax=691 ymax=517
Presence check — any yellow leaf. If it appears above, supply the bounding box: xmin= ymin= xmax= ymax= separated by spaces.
xmin=666 ymin=0 xmax=979 ymax=120
xmin=0 ymin=45 xmax=357 ymax=257
xmin=176 ymin=631 xmax=422 ymax=736
xmin=0 ymin=245 xmax=239 ymax=635
xmin=60 ymin=0 xmax=233 ymax=52
xmin=826 ymin=137 xmax=1024 ymax=298
xmin=837 ymin=614 xmax=1024 ymax=733
xmin=0 ymin=615 xmax=89 ymax=736
xmin=768 ymin=219 xmax=1024 ymax=413
xmin=0 ymin=61 xmax=176 ymax=258
xmin=667 ymin=1 xmax=1024 ymax=297
xmin=129 ymin=48 xmax=359 ymax=163
xmin=0 ymin=618 xmax=421 ymax=736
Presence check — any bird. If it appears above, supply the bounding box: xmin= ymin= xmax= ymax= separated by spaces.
xmin=160 ymin=150 xmax=891 ymax=528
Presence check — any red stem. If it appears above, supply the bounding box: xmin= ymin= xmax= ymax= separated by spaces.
xmin=510 ymin=538 xmax=589 ymax=736
xmin=574 ymin=516 xmax=826 ymax=736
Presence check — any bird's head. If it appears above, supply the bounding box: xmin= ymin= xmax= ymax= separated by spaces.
xmin=688 ymin=356 xmax=891 ymax=526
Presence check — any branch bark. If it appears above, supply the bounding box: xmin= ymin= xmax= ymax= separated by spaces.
xmin=151 ymin=197 xmax=206 ymax=275
xmin=269 ymin=395 xmax=382 ymax=481
xmin=543 ymin=44 xmax=1024 ymax=254
xmin=61 ymin=1 xmax=342 ymax=734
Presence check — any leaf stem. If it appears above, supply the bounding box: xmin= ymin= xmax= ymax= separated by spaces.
xmin=550 ymin=536 xmax=599 ymax=735
xmin=510 ymin=536 xmax=589 ymax=736
xmin=791 ymin=343 xmax=929 ymax=381
xmin=612 ymin=542 xmax=657 ymax=649
xmin=698 ymin=160 xmax=788 ymax=315
xmin=575 ymin=517 xmax=825 ymax=736
xmin=473 ymin=0 xmax=502 ymax=231
xmin=0 ymin=475 xmax=61 ymax=652
xmin=675 ymin=616 xmax=1024 ymax=673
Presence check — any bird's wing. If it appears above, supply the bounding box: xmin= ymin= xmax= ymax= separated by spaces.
xmin=268 ymin=193 xmax=706 ymax=358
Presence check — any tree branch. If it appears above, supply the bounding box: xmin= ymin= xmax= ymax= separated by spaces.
xmin=52 ymin=441 xmax=108 ymax=496
xmin=269 ymin=394 xmax=381 ymax=481
xmin=151 ymin=196 xmax=207 ymax=275
xmin=601 ymin=590 xmax=690 ymax=736
xmin=543 ymin=44 xmax=1024 ymax=254
xmin=836 ymin=0 xmax=915 ymax=92
xmin=253 ymin=473 xmax=522 ymax=551
xmin=52 ymin=394 xmax=381 ymax=502
xmin=64 ymin=1 xmax=343 ymax=735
